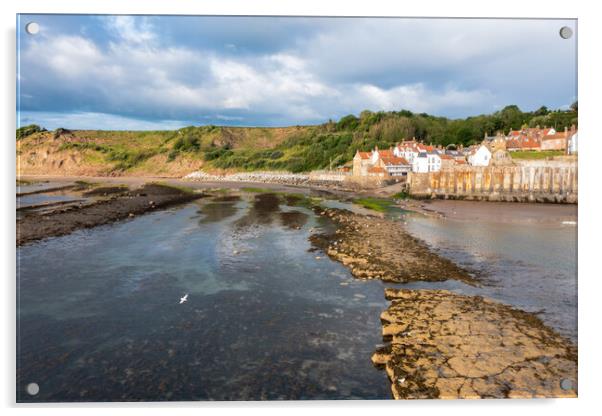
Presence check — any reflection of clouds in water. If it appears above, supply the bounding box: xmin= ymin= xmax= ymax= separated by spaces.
xmin=17 ymin=197 xmax=393 ymax=401
xmin=402 ymin=214 xmax=577 ymax=341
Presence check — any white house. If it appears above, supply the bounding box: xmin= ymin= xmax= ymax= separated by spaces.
xmin=412 ymin=153 xmax=429 ymax=173
xmin=427 ymin=152 xmax=442 ymax=172
xmin=395 ymin=142 xmax=430 ymax=166
xmin=468 ymin=144 xmax=492 ymax=167
xmin=568 ymin=132 xmax=578 ymax=154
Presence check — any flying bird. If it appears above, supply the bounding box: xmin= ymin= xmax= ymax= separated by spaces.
xmin=179 ymin=294 xmax=188 ymax=304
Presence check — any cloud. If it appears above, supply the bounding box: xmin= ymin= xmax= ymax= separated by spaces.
xmin=347 ymin=83 xmax=493 ymax=114
xmin=17 ymin=15 xmax=577 ymax=128
xmin=104 ymin=16 xmax=156 ymax=45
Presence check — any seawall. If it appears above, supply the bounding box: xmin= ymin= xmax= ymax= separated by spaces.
xmin=408 ymin=163 xmax=578 ymax=203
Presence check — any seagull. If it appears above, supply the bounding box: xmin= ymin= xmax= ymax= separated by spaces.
xmin=179 ymin=294 xmax=188 ymax=304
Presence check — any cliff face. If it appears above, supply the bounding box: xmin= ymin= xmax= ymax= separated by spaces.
xmin=16 ymin=126 xmax=304 ymax=177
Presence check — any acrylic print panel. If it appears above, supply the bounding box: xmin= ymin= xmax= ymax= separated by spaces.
xmin=16 ymin=15 xmax=578 ymax=402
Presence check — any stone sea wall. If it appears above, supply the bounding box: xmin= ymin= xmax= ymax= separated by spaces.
xmin=408 ymin=163 xmax=578 ymax=203
xmin=184 ymin=170 xmax=349 ymax=188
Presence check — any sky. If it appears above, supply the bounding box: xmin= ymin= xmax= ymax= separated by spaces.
xmin=17 ymin=15 xmax=577 ymax=130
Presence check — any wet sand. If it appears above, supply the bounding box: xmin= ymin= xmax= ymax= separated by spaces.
xmin=18 ymin=175 xmax=348 ymax=199
xmin=399 ymin=199 xmax=577 ymax=225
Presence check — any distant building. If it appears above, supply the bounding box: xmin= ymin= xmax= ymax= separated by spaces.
xmin=352 ymin=151 xmax=373 ymax=176
xmin=353 ymin=146 xmax=411 ymax=178
xmin=427 ymin=152 xmax=441 ymax=172
xmin=439 ymin=154 xmax=456 ymax=169
xmin=412 ymin=152 xmax=429 ymax=173
xmin=483 ymin=132 xmax=512 ymax=165
xmin=467 ymin=144 xmax=492 ymax=166
xmin=393 ymin=139 xmax=444 ymax=172
xmin=540 ymin=125 xmax=577 ymax=152
xmin=502 ymin=125 xmax=577 ymax=153
xmin=568 ymin=131 xmax=578 ymax=155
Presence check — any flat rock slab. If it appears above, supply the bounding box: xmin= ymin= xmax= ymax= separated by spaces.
xmin=310 ymin=208 xmax=476 ymax=285
xmin=372 ymin=289 xmax=577 ymax=399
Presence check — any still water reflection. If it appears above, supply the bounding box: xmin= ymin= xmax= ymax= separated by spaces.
xmin=17 ymin=193 xmax=390 ymax=401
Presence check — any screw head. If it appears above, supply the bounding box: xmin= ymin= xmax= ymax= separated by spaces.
xmin=560 ymin=378 xmax=573 ymax=390
xmin=25 ymin=22 xmax=39 ymax=35
xmin=559 ymin=26 xmax=573 ymax=39
xmin=26 ymin=383 xmax=39 ymax=396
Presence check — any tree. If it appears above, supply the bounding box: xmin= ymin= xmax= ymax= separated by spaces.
xmin=16 ymin=124 xmax=45 ymax=140
xmin=570 ymin=101 xmax=578 ymax=112
xmin=498 ymin=105 xmax=525 ymax=129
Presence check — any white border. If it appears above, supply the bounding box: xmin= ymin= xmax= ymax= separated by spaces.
xmin=2 ymin=1 xmax=601 ymax=415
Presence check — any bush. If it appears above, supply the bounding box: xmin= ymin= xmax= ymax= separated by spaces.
xmin=16 ymin=124 xmax=45 ymax=139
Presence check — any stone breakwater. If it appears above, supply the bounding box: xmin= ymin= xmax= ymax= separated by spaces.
xmin=408 ymin=163 xmax=578 ymax=203
xmin=372 ymin=289 xmax=577 ymax=399
xmin=184 ymin=170 xmax=347 ymax=188
xmin=310 ymin=208 xmax=477 ymax=285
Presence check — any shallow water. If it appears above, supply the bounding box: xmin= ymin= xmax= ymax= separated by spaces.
xmin=17 ymin=181 xmax=71 ymax=195
xmin=17 ymin=193 xmax=391 ymax=401
xmin=16 ymin=192 xmax=578 ymax=401
xmin=17 ymin=191 xmax=83 ymax=208
xmin=321 ymin=199 xmax=578 ymax=342
xmin=399 ymin=212 xmax=578 ymax=342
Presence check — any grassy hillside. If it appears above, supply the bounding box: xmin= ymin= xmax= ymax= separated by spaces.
xmin=16 ymin=104 xmax=578 ymax=176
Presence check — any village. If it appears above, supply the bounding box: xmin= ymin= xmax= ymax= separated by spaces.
xmin=349 ymin=125 xmax=578 ymax=179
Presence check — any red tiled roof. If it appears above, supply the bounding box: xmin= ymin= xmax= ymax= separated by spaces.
xmin=381 ymin=156 xmax=409 ymax=166
xmin=541 ymin=132 xmax=568 ymax=141
xmin=368 ymin=166 xmax=386 ymax=173
xmin=356 ymin=151 xmax=371 ymax=159
xmin=521 ymin=138 xmax=541 ymax=148
xmin=377 ymin=149 xmax=395 ymax=158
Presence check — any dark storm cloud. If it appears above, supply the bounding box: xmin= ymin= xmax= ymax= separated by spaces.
xmin=17 ymin=15 xmax=577 ymax=129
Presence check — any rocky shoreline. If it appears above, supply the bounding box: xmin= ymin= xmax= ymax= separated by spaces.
xmin=372 ymin=289 xmax=577 ymax=399
xmin=17 ymin=183 xmax=205 ymax=246
xmin=310 ymin=207 xmax=577 ymax=399
xmin=183 ymin=170 xmax=357 ymax=191
xmin=310 ymin=208 xmax=477 ymax=285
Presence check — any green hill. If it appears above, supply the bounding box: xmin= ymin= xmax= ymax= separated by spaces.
xmin=16 ymin=104 xmax=577 ymax=176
